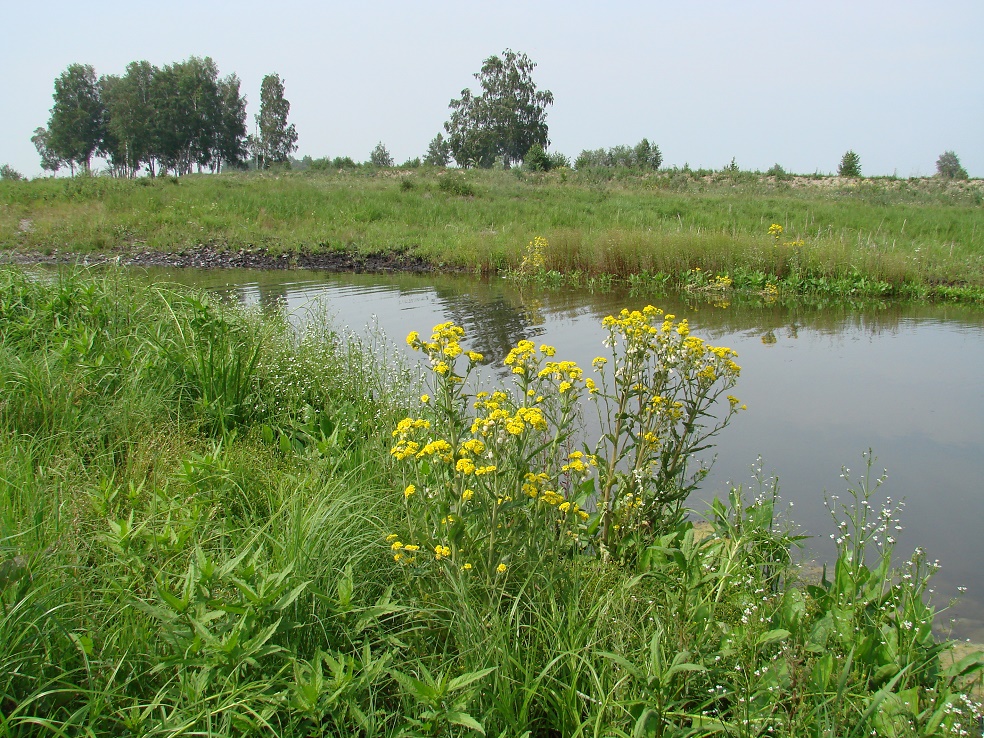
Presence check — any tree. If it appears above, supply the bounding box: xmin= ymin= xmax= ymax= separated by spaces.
xmin=0 ymin=164 xmax=24 ymax=181
xmin=214 ymin=73 xmax=248 ymax=171
xmin=574 ymin=140 xmax=661 ymax=170
xmin=424 ymin=133 xmax=450 ymax=166
xmin=253 ymin=73 xmax=298 ymax=168
xmin=936 ymin=150 xmax=968 ymax=180
xmin=838 ymin=150 xmax=861 ymax=177
xmin=101 ymin=61 xmax=157 ymax=177
xmin=444 ymin=49 xmax=554 ymax=168
xmin=369 ymin=142 xmax=393 ymax=167
xmin=633 ymin=138 xmax=663 ymax=170
xmin=150 ymin=57 xmax=225 ymax=175
xmin=47 ymin=63 xmax=105 ymax=174
xmin=31 ymin=127 xmax=64 ymax=175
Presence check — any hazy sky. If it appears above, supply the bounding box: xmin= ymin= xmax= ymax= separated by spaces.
xmin=3 ymin=0 xmax=982 ymax=178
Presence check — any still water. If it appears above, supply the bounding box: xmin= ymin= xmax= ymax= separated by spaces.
xmin=158 ymin=268 xmax=984 ymax=641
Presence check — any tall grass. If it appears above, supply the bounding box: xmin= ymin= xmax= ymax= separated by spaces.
xmin=2 ymin=169 xmax=983 ymax=298
xmin=0 ymin=265 xmax=981 ymax=736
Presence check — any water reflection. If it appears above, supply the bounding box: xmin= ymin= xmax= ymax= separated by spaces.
xmin=151 ymin=267 xmax=984 ymax=641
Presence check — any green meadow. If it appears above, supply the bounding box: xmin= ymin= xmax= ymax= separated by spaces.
xmin=0 ymin=265 xmax=981 ymax=736
xmin=1 ymin=167 xmax=983 ymax=301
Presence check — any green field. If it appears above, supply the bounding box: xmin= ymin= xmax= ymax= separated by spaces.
xmin=2 ymin=167 xmax=983 ymax=301
xmin=1 ymin=265 xmax=981 ymax=735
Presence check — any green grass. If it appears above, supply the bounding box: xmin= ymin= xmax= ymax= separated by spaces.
xmin=1 ymin=168 xmax=983 ymax=301
xmin=0 ymin=265 xmax=981 ymax=736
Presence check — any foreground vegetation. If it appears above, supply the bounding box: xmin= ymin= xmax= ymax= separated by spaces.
xmin=1 ymin=265 xmax=981 ymax=736
xmin=2 ymin=167 xmax=983 ymax=302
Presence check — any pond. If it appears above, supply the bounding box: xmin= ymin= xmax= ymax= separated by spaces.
xmin=155 ymin=267 xmax=984 ymax=642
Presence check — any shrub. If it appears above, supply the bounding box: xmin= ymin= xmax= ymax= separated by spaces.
xmin=437 ymin=172 xmax=475 ymax=197
xmin=574 ymin=140 xmax=662 ymax=170
xmin=0 ymin=164 xmax=24 ymax=181
xmin=547 ymin=150 xmax=571 ymax=169
xmin=424 ymin=133 xmax=451 ymax=167
xmin=766 ymin=162 xmax=789 ymax=179
xmin=369 ymin=142 xmax=393 ymax=168
xmin=936 ymin=150 xmax=968 ymax=180
xmin=523 ymin=144 xmax=551 ymax=172
xmin=838 ymin=149 xmax=862 ymax=177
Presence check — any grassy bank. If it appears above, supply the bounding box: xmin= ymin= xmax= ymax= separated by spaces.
xmin=1 ymin=265 xmax=981 ymax=736
xmin=1 ymin=168 xmax=983 ymax=301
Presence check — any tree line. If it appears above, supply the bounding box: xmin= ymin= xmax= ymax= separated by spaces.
xmin=32 ymin=58 xmax=297 ymax=177
xmin=22 ymin=50 xmax=971 ymax=181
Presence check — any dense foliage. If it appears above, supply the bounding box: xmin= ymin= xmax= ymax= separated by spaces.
xmin=936 ymin=151 xmax=969 ymax=181
xmin=575 ymin=138 xmax=664 ymax=170
xmin=839 ymin=150 xmax=862 ymax=178
xmin=35 ymin=58 xmax=291 ymax=177
xmin=444 ymin=49 xmax=554 ymax=168
xmin=250 ymin=73 xmax=299 ymax=169
xmin=0 ymin=266 xmax=981 ymax=735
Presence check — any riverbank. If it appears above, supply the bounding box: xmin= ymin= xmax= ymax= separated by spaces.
xmin=1 ymin=265 xmax=981 ymax=735
xmin=2 ymin=168 xmax=983 ymax=302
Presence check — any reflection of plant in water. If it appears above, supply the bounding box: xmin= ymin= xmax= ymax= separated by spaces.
xmin=520 ymin=296 xmax=545 ymax=326
xmin=761 ymin=330 xmax=778 ymax=344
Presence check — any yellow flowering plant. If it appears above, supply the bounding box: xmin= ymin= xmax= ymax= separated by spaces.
xmin=391 ymin=324 xmax=593 ymax=586
xmin=387 ymin=307 xmax=744 ymax=579
xmin=589 ymin=306 xmax=744 ymax=561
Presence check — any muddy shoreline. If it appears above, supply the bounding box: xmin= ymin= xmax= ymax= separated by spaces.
xmin=0 ymin=245 xmax=448 ymax=274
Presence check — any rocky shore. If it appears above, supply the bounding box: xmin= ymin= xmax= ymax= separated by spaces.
xmin=0 ymin=245 xmax=443 ymax=273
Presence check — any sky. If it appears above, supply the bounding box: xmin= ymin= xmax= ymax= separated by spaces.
xmin=3 ymin=0 xmax=982 ymax=178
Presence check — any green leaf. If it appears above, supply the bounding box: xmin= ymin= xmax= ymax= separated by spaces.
xmin=447 ymin=666 xmax=496 ymax=693
xmin=446 ymin=710 xmax=486 ymax=735
xmin=755 ymin=629 xmax=790 ymax=647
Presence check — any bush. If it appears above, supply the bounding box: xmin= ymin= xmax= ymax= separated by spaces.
xmin=369 ymin=142 xmax=394 ymax=168
xmin=424 ymin=133 xmax=451 ymax=167
xmin=766 ymin=163 xmax=789 ymax=179
xmin=0 ymin=164 xmax=24 ymax=181
xmin=574 ymin=140 xmax=662 ymax=171
xmin=936 ymin=150 xmax=968 ymax=180
xmin=437 ymin=172 xmax=475 ymax=197
xmin=547 ymin=150 xmax=571 ymax=169
xmin=523 ymin=144 xmax=551 ymax=172
xmin=838 ymin=150 xmax=862 ymax=177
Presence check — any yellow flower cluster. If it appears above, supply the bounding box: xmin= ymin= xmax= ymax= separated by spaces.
xmin=520 ymin=236 xmax=548 ymax=273
xmin=391 ymin=418 xmax=455 ymax=462
xmin=455 ymin=458 xmax=497 ymax=476
xmin=768 ymin=223 xmax=784 ymax=240
xmin=389 ymin=535 xmax=422 ymax=562
xmin=459 ymin=438 xmax=485 ymax=456
xmin=562 ymin=451 xmax=592 ymax=475
xmin=406 ymin=321 xmax=479 ymax=383
xmin=471 ymin=403 xmax=547 ymax=438
xmin=504 ymin=340 xmax=539 ymax=376
xmin=538 ymin=360 xmax=583 ymax=394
